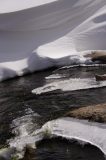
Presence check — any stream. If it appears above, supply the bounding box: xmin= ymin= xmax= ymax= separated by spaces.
xmin=0 ymin=66 xmax=106 ymax=159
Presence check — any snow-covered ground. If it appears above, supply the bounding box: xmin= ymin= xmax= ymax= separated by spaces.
xmin=0 ymin=1 xmax=106 ymax=159
xmin=0 ymin=0 xmax=106 ymax=81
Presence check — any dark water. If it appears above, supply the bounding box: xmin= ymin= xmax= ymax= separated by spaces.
xmin=23 ymin=137 xmax=105 ymax=160
xmin=0 ymin=66 xmax=106 ymax=159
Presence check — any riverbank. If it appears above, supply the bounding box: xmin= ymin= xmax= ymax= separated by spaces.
xmin=66 ymin=103 xmax=106 ymax=123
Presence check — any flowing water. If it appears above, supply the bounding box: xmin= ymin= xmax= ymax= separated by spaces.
xmin=22 ymin=137 xmax=105 ymax=160
xmin=0 ymin=66 xmax=106 ymax=159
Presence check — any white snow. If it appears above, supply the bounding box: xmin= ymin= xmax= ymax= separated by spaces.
xmin=0 ymin=0 xmax=106 ymax=81
xmin=0 ymin=0 xmax=58 ymax=13
xmin=0 ymin=1 xmax=106 ymax=159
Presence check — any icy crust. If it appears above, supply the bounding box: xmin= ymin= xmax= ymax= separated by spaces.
xmin=42 ymin=118 xmax=106 ymax=155
xmin=32 ymin=77 xmax=106 ymax=94
xmin=0 ymin=116 xmax=106 ymax=159
xmin=0 ymin=0 xmax=106 ymax=81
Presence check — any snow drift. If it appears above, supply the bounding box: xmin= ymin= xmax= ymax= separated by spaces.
xmin=0 ymin=0 xmax=106 ymax=81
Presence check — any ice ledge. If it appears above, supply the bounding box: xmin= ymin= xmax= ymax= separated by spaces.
xmin=42 ymin=117 xmax=106 ymax=156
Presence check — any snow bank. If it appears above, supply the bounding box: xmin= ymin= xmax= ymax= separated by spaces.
xmin=0 ymin=0 xmax=106 ymax=81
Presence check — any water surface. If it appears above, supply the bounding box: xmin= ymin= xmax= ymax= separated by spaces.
xmin=0 ymin=66 xmax=106 ymax=159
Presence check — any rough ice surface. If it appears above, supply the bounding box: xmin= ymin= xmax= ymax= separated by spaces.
xmin=0 ymin=0 xmax=106 ymax=81
xmin=32 ymin=78 xmax=106 ymax=94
